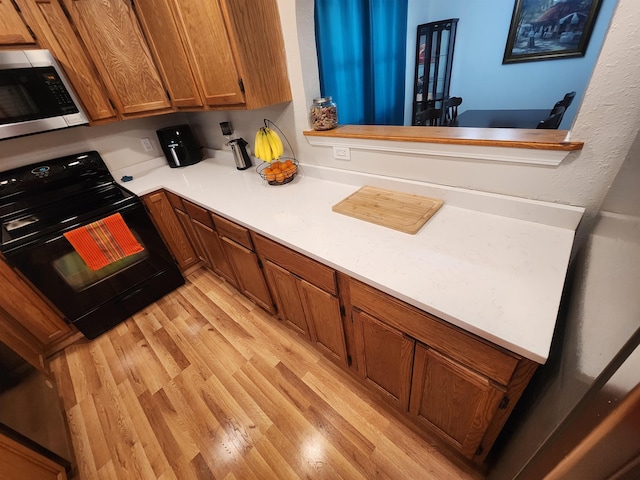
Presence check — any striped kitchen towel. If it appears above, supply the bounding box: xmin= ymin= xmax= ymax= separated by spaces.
xmin=63 ymin=213 xmax=144 ymax=270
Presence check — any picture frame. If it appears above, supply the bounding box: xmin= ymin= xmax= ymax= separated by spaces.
xmin=503 ymin=0 xmax=603 ymax=64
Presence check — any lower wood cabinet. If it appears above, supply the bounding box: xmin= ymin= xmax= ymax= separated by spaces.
xmin=352 ymin=308 xmax=414 ymax=410
xmin=142 ymin=191 xmax=199 ymax=271
xmin=0 ymin=233 xmax=75 ymax=364
xmin=142 ymin=190 xmax=538 ymax=465
xmin=262 ymin=259 xmax=347 ymax=366
xmin=0 ymin=432 xmax=67 ymax=480
xmin=219 ymin=236 xmax=274 ymax=314
xmin=263 ymin=260 xmax=309 ymax=336
xmin=409 ymin=344 xmax=505 ymax=459
xmin=347 ymin=277 xmax=537 ymax=463
xmin=254 ymin=233 xmax=348 ymax=366
xmin=190 ymin=219 xmax=238 ymax=285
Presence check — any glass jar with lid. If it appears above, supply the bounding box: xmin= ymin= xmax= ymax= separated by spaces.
xmin=310 ymin=97 xmax=338 ymax=130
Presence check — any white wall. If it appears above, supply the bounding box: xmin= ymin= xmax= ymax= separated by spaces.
xmin=0 ymin=113 xmax=188 ymax=172
xmin=1 ymin=0 xmax=638 ymax=245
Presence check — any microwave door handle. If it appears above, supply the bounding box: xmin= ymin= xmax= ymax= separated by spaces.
xmin=169 ymin=146 xmax=181 ymax=167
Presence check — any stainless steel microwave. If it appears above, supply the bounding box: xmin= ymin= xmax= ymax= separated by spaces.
xmin=0 ymin=50 xmax=88 ymax=141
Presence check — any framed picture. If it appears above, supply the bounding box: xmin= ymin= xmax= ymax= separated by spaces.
xmin=503 ymin=0 xmax=603 ymax=64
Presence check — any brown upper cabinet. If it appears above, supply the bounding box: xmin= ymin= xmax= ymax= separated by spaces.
xmin=134 ymin=0 xmax=291 ymax=109
xmin=15 ymin=0 xmax=117 ymax=123
xmin=61 ymin=0 xmax=172 ymax=118
xmin=8 ymin=0 xmax=291 ymax=123
xmin=0 ymin=0 xmax=36 ymax=46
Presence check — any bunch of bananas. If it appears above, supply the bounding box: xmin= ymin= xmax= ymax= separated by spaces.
xmin=254 ymin=127 xmax=284 ymax=163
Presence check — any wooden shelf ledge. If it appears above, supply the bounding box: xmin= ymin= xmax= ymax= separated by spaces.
xmin=303 ymin=125 xmax=583 ymax=152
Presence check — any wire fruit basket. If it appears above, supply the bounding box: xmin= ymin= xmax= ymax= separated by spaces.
xmin=255 ymin=119 xmax=299 ymax=186
xmin=257 ymin=158 xmax=298 ymax=185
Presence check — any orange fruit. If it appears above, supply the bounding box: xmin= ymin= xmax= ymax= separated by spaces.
xmin=271 ymin=161 xmax=282 ymax=170
xmin=275 ymin=173 xmax=285 ymax=183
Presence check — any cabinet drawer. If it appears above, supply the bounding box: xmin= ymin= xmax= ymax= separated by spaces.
xmin=252 ymin=233 xmax=337 ymax=295
xmin=212 ymin=213 xmax=253 ymax=249
xmin=182 ymin=200 xmax=214 ymax=228
xmin=348 ymin=279 xmax=519 ymax=385
xmin=165 ymin=190 xmax=185 ymax=210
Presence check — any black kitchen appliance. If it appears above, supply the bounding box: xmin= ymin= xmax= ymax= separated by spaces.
xmin=156 ymin=124 xmax=202 ymax=168
xmin=0 ymin=50 xmax=88 ymax=141
xmin=0 ymin=151 xmax=184 ymax=339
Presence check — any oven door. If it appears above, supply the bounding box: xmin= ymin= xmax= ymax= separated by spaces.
xmin=3 ymin=200 xmax=183 ymax=337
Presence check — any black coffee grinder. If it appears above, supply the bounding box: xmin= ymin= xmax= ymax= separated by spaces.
xmin=220 ymin=122 xmax=252 ymax=170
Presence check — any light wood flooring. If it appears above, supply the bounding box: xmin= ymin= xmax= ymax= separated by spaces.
xmin=50 ymin=268 xmax=484 ymax=479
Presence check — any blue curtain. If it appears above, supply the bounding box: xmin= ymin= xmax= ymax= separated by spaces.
xmin=315 ymin=0 xmax=408 ymax=125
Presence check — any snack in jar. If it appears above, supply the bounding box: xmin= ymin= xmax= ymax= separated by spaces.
xmin=310 ymin=96 xmax=338 ymax=130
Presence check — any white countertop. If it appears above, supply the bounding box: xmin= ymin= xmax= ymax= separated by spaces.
xmin=114 ymin=151 xmax=584 ymax=364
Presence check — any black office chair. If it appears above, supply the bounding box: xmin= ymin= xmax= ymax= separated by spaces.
xmin=550 ymin=91 xmax=576 ymax=115
xmin=537 ymin=106 xmax=565 ymax=129
xmin=418 ymin=108 xmax=442 ymax=126
xmin=444 ymin=96 xmax=462 ymax=125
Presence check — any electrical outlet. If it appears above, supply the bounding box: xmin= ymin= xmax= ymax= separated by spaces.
xmin=333 ymin=146 xmax=351 ymax=160
xmin=140 ymin=137 xmax=154 ymax=152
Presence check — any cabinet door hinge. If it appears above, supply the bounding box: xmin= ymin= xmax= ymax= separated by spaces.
xmin=475 ymin=445 xmax=484 ymax=457
xmin=257 ymin=258 xmax=263 ymax=269
xmin=339 ymin=305 xmax=346 ymax=317
xmin=238 ymin=78 xmax=245 ymax=93
xmin=499 ymin=396 xmax=510 ymax=410
xmin=347 ymin=355 xmax=352 ymax=366
xmin=166 ymin=90 xmax=172 ymax=102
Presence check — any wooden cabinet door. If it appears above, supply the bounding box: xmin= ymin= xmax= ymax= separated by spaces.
xmin=132 ymin=0 xmax=203 ymax=108
xmin=299 ymin=279 xmax=347 ymax=366
xmin=0 ymin=306 xmax=47 ymax=373
xmin=190 ymin=219 xmax=238 ymax=287
xmin=0 ymin=432 xmax=67 ymax=480
xmin=409 ymin=344 xmax=505 ymax=459
xmin=352 ymin=308 xmax=415 ymax=410
xmin=174 ymin=208 xmax=206 ymax=263
xmin=0 ymin=259 xmax=70 ymax=346
xmin=167 ymin=0 xmax=244 ymax=106
xmin=142 ymin=191 xmax=198 ymax=271
xmin=16 ymin=0 xmax=116 ymax=123
xmin=221 ymin=237 xmax=274 ymax=313
xmin=220 ymin=0 xmax=291 ymax=109
xmin=63 ymin=0 xmax=171 ymax=117
xmin=0 ymin=0 xmax=36 ymax=45
xmin=263 ymin=260 xmax=309 ymax=337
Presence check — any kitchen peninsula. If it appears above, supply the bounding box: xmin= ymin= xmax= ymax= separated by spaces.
xmin=114 ymin=150 xmax=584 ymax=464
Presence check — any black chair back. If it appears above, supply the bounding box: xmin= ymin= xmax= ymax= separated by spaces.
xmin=550 ymin=91 xmax=576 ymax=115
xmin=418 ymin=108 xmax=442 ymax=126
xmin=444 ymin=96 xmax=463 ymax=125
xmin=537 ymin=106 xmax=565 ymax=129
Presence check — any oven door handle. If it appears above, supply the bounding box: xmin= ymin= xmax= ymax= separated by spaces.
xmin=2 ymin=200 xmax=144 ymax=254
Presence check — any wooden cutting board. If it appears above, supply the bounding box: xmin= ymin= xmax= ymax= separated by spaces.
xmin=332 ymin=186 xmax=444 ymax=234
